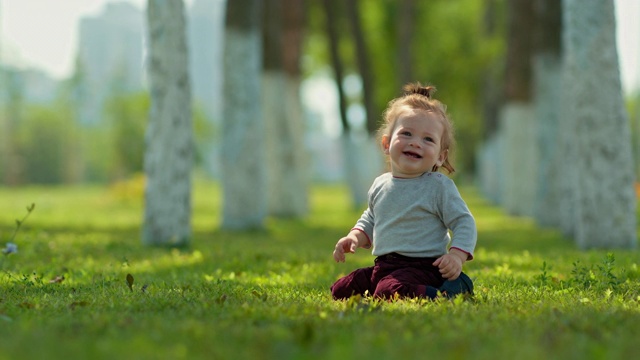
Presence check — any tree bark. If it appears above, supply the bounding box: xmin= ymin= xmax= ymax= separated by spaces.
xmin=562 ymin=0 xmax=637 ymax=249
xmin=322 ymin=0 xmax=369 ymax=207
xmin=501 ymin=0 xmax=536 ymax=216
xmin=143 ymin=0 xmax=193 ymax=246
xmin=321 ymin=0 xmax=349 ymax=133
xmin=396 ymin=0 xmax=415 ymax=89
xmin=263 ymin=0 xmax=308 ymax=218
xmin=532 ymin=0 xmax=563 ymax=227
xmin=480 ymin=0 xmax=501 ymax=139
xmin=281 ymin=0 xmax=309 ymax=216
xmin=346 ymin=0 xmax=377 ymax=135
xmin=504 ymin=0 xmax=534 ymax=102
xmin=222 ymin=0 xmax=267 ymax=229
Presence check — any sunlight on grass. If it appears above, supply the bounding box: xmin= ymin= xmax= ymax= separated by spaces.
xmin=1 ymin=181 xmax=639 ymax=360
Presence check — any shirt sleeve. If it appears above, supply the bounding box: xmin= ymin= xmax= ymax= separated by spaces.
xmin=439 ymin=180 xmax=477 ymax=260
xmin=353 ymin=206 xmax=374 ymax=244
xmin=352 ymin=177 xmax=378 ymax=245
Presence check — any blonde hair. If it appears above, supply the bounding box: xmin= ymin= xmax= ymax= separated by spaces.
xmin=378 ymin=83 xmax=456 ymax=173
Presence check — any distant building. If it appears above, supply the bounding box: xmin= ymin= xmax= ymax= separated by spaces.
xmin=74 ymin=0 xmax=226 ymax=128
xmin=0 ymin=66 xmax=58 ymax=105
xmin=76 ymin=1 xmax=145 ymax=126
xmin=189 ymin=0 xmax=225 ymax=123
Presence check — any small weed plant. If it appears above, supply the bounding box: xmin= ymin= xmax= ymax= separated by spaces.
xmin=569 ymin=253 xmax=621 ymax=290
xmin=1 ymin=203 xmax=35 ymax=267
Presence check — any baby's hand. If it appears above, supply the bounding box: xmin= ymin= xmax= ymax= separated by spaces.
xmin=433 ymin=253 xmax=463 ymax=280
xmin=333 ymin=236 xmax=358 ymax=262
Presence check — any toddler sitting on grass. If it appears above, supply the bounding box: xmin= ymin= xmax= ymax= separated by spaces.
xmin=331 ymin=83 xmax=476 ymax=300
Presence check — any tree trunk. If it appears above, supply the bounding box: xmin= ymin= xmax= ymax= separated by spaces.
xmin=263 ymin=0 xmax=307 ymax=218
xmin=346 ymin=0 xmax=377 ymax=135
xmin=480 ymin=0 xmax=501 ymax=139
xmin=321 ymin=0 xmax=349 ymax=133
xmin=504 ymin=0 xmax=534 ymax=102
xmin=222 ymin=0 xmax=267 ymax=229
xmin=501 ymin=0 xmax=536 ymax=216
xmin=562 ymin=0 xmax=637 ymax=249
xmin=322 ymin=0 xmax=368 ymax=207
xmin=532 ymin=0 xmax=563 ymax=227
xmin=281 ymin=0 xmax=309 ymax=216
xmin=396 ymin=0 xmax=415 ymax=88
xmin=476 ymin=0 xmax=503 ymax=203
xmin=143 ymin=0 xmax=193 ymax=246
xmin=500 ymin=103 xmax=537 ymax=216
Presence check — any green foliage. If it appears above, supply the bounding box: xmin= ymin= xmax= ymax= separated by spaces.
xmin=304 ymin=0 xmax=506 ymax=173
xmin=0 ymin=183 xmax=639 ymax=359
xmin=569 ymin=254 xmax=620 ymax=290
xmin=624 ymin=93 xmax=640 ymax=179
xmin=1 ymin=89 xmax=215 ymax=185
xmin=405 ymin=0 xmax=505 ymax=173
xmin=14 ymin=104 xmax=80 ymax=184
xmin=80 ymin=125 xmax=115 ymax=183
xmin=191 ymin=102 xmax=218 ymax=168
xmin=104 ymin=91 xmax=213 ymax=180
xmin=104 ymin=92 xmax=150 ymax=179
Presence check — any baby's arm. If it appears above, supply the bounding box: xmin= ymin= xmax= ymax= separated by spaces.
xmin=433 ymin=248 xmax=469 ymax=280
xmin=333 ymin=229 xmax=371 ymax=262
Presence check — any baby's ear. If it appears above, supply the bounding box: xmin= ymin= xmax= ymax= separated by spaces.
xmin=381 ymin=135 xmax=390 ymax=154
xmin=437 ymin=149 xmax=448 ymax=166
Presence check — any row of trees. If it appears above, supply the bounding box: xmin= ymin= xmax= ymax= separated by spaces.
xmin=0 ymin=1 xmax=635 ymax=249
xmin=477 ymin=0 xmax=636 ymax=250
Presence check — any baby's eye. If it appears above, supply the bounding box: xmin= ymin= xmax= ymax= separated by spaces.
xmin=424 ymin=137 xmax=434 ymax=143
xmin=400 ymin=131 xmax=412 ymax=136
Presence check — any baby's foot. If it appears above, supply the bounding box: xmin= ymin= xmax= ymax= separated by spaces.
xmin=425 ymin=272 xmax=474 ymax=299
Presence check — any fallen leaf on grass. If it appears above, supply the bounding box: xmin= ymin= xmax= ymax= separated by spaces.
xmin=49 ymin=276 xmax=65 ymax=284
xmin=19 ymin=302 xmax=35 ymax=309
xmin=126 ymin=273 xmax=134 ymax=292
xmin=251 ymin=290 xmax=267 ymax=301
xmin=69 ymin=301 xmax=89 ymax=310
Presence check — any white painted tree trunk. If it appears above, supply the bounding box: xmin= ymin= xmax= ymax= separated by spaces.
xmin=476 ymin=132 xmax=504 ymax=205
xmin=143 ymin=0 xmax=192 ymax=246
xmin=533 ymin=54 xmax=563 ymax=227
xmin=264 ymin=72 xmax=308 ymax=217
xmin=263 ymin=71 xmax=287 ymax=214
xmin=222 ymin=2 xmax=266 ymax=229
xmin=500 ymin=104 xmax=537 ymax=217
xmin=557 ymin=63 xmax=578 ymax=238
xmin=562 ymin=0 xmax=637 ymax=249
xmin=341 ymin=134 xmax=384 ymax=208
xmin=284 ymin=75 xmax=309 ymax=216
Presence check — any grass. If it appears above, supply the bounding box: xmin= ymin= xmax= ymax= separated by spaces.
xmin=0 ymin=179 xmax=639 ymax=360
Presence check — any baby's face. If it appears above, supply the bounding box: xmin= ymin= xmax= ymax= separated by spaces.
xmin=382 ymin=110 xmax=447 ymax=178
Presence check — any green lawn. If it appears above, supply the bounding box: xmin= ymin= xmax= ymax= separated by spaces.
xmin=0 ymin=180 xmax=639 ymax=360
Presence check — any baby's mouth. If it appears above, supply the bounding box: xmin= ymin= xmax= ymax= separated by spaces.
xmin=403 ymin=151 xmax=422 ymax=159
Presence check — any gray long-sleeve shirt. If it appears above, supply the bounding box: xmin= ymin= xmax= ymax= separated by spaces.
xmin=354 ymin=172 xmax=477 ymax=259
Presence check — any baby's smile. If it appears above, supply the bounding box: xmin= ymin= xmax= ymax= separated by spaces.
xmin=403 ymin=151 xmax=422 ymax=159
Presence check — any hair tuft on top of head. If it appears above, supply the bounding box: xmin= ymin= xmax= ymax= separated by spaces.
xmin=403 ymin=83 xmax=436 ymax=99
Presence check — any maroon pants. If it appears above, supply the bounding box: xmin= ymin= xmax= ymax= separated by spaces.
xmin=331 ymin=253 xmax=445 ymax=300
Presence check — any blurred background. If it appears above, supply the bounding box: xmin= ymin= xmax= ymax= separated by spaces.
xmin=0 ymin=0 xmax=638 ymax=194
